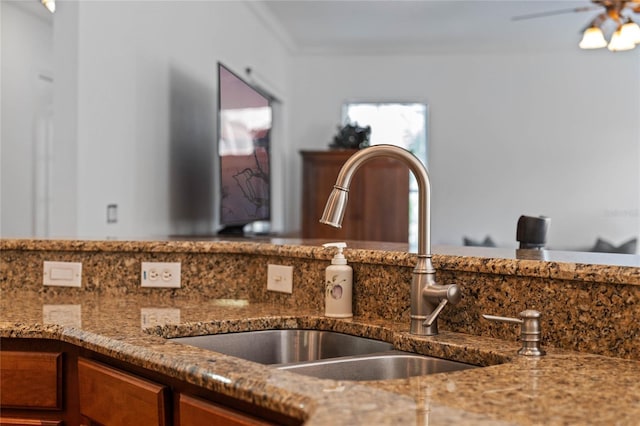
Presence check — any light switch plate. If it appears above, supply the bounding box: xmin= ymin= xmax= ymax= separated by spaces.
xmin=267 ymin=264 xmax=293 ymax=294
xmin=43 ymin=261 xmax=82 ymax=287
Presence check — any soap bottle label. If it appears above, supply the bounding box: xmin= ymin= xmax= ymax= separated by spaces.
xmin=326 ymin=274 xmax=347 ymax=300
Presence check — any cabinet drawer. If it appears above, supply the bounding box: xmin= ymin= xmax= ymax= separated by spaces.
xmin=0 ymin=418 xmax=62 ymax=426
xmin=0 ymin=351 xmax=63 ymax=410
xmin=77 ymin=358 xmax=168 ymax=426
xmin=178 ymin=394 xmax=272 ymax=426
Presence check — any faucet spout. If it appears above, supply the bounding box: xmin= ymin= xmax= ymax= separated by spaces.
xmin=320 ymin=145 xmax=431 ymax=255
xmin=319 ymin=145 xmax=461 ymax=335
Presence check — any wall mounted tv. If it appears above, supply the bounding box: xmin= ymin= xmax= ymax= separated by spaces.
xmin=217 ymin=63 xmax=272 ymax=235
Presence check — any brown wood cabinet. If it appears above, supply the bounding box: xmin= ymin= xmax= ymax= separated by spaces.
xmin=0 ymin=419 xmax=62 ymax=426
xmin=78 ymin=358 xmax=169 ymax=426
xmin=0 ymin=352 xmax=63 ymax=410
xmin=301 ymin=150 xmax=409 ymax=242
xmin=0 ymin=351 xmax=65 ymax=426
xmin=0 ymin=338 xmax=300 ymax=426
xmin=177 ymin=393 xmax=271 ymax=426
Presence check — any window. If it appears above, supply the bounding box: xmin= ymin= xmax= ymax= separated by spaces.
xmin=343 ymin=102 xmax=429 ymax=251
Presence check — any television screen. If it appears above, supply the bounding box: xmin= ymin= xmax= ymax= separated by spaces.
xmin=217 ymin=63 xmax=271 ymax=232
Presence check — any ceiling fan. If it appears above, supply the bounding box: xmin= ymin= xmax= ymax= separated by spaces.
xmin=513 ymin=0 xmax=640 ymax=51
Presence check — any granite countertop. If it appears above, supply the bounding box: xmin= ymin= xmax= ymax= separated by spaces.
xmin=2 ymin=290 xmax=639 ymax=425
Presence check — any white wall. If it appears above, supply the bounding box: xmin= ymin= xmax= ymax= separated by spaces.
xmin=69 ymin=1 xmax=291 ymax=238
xmin=290 ymin=52 xmax=640 ymax=250
xmin=2 ymin=0 xmax=293 ymax=239
xmin=50 ymin=0 xmax=79 ymax=237
xmin=1 ymin=2 xmax=53 ymax=237
xmin=3 ymin=1 xmax=639 ymax=251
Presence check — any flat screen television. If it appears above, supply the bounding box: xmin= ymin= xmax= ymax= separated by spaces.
xmin=217 ymin=63 xmax=272 ymax=235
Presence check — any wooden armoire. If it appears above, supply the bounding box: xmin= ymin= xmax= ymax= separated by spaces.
xmin=300 ymin=150 xmax=409 ymax=242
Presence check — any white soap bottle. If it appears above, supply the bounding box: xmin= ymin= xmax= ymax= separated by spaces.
xmin=323 ymin=242 xmax=353 ymax=318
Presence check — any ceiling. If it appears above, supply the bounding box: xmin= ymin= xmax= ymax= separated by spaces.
xmin=11 ymin=0 xmax=639 ymax=54
xmin=256 ymin=0 xmax=640 ymax=54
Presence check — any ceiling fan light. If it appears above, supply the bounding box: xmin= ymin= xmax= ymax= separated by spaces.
xmin=621 ymin=20 xmax=640 ymax=44
xmin=41 ymin=0 xmax=55 ymax=13
xmin=608 ymin=28 xmax=636 ymax=51
xmin=579 ymin=27 xmax=607 ymax=49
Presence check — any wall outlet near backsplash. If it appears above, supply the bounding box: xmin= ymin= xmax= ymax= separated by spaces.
xmin=141 ymin=262 xmax=181 ymax=288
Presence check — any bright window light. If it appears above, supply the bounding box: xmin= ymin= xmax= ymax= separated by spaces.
xmin=343 ymin=102 xmax=428 ymax=252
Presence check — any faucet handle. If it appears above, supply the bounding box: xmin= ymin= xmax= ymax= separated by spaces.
xmin=423 ymin=299 xmax=448 ymax=327
xmin=423 ymin=284 xmax=462 ymax=327
xmin=482 ymin=310 xmax=545 ymax=356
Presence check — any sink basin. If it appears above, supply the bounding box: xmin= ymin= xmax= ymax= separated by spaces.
xmin=171 ymin=329 xmax=393 ymax=365
xmin=278 ymin=352 xmax=477 ymax=381
xmin=171 ymin=329 xmax=478 ymax=381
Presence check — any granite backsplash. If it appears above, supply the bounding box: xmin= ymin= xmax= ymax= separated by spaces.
xmin=1 ymin=239 xmax=638 ymax=360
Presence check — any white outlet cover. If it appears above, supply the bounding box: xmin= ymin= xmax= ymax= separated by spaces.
xmin=267 ymin=264 xmax=293 ymax=294
xmin=43 ymin=261 xmax=82 ymax=287
xmin=141 ymin=262 xmax=181 ymax=288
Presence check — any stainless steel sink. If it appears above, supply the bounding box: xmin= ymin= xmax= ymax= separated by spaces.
xmin=171 ymin=329 xmax=478 ymax=381
xmin=171 ymin=329 xmax=393 ymax=364
xmin=277 ymin=352 xmax=477 ymax=381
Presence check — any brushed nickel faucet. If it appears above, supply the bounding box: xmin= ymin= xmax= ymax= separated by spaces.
xmin=319 ymin=144 xmax=461 ymax=335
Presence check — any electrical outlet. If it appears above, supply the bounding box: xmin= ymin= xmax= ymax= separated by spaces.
xmin=267 ymin=264 xmax=293 ymax=294
xmin=141 ymin=262 xmax=181 ymax=288
xmin=43 ymin=261 xmax=82 ymax=287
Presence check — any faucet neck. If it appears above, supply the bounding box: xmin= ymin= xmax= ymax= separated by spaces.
xmin=333 ymin=145 xmax=432 ymax=256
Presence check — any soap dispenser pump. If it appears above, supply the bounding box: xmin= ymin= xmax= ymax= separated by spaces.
xmin=322 ymin=242 xmax=353 ymax=318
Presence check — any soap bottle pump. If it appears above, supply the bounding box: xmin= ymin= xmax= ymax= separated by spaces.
xmin=322 ymin=242 xmax=353 ymax=318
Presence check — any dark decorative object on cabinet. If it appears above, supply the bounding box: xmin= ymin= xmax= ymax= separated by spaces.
xmin=329 ymin=123 xmax=371 ymax=150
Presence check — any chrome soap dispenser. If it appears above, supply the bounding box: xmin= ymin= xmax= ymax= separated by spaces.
xmin=323 ymin=242 xmax=353 ymax=318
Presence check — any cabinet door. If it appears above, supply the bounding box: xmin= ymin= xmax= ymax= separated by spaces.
xmin=77 ymin=358 xmax=168 ymax=426
xmin=301 ymin=150 xmax=409 ymax=242
xmin=0 ymin=351 xmax=63 ymax=410
xmin=301 ymin=150 xmax=354 ymax=240
xmin=356 ymin=156 xmax=409 ymax=242
xmin=178 ymin=394 xmax=272 ymax=426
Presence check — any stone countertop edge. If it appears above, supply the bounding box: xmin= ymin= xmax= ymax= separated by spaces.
xmin=2 ymin=309 xmax=640 ymax=425
xmin=0 ymin=316 xmax=551 ymax=425
xmin=2 ymin=238 xmax=639 ymax=285
xmin=0 ymin=317 xmax=509 ymax=425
